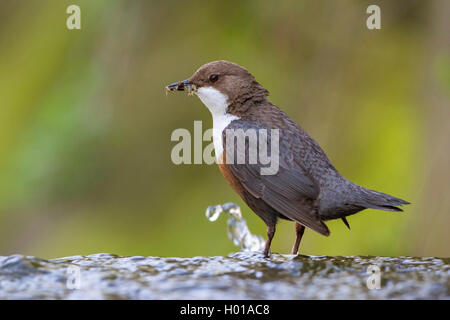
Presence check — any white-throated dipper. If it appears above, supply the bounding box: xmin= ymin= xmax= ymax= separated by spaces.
xmin=166 ymin=60 xmax=409 ymax=257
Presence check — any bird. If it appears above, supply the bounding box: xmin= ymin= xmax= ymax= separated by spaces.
xmin=166 ymin=60 xmax=409 ymax=257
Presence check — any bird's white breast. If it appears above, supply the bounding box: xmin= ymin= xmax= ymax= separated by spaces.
xmin=195 ymin=87 xmax=239 ymax=159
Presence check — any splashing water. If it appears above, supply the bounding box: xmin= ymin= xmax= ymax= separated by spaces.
xmin=1 ymin=253 xmax=448 ymax=299
xmin=205 ymin=203 xmax=266 ymax=252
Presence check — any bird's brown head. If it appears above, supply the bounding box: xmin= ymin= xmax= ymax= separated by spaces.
xmin=166 ymin=60 xmax=268 ymax=116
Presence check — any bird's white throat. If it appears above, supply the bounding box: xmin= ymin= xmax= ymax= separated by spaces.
xmin=195 ymin=87 xmax=239 ymax=159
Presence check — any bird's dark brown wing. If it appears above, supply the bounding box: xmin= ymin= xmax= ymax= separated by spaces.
xmin=223 ymin=120 xmax=330 ymax=236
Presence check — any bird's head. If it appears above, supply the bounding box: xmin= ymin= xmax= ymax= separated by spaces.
xmin=166 ymin=60 xmax=268 ymax=115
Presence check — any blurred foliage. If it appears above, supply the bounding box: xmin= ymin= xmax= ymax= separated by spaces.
xmin=0 ymin=0 xmax=448 ymax=258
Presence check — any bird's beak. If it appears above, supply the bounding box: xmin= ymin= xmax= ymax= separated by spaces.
xmin=165 ymin=79 xmax=197 ymax=96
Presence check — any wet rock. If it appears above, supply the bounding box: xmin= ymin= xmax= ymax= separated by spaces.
xmin=0 ymin=253 xmax=448 ymax=299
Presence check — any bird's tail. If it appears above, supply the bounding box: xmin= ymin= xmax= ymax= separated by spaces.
xmin=354 ymin=186 xmax=410 ymax=212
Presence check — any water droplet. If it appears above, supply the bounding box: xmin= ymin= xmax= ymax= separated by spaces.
xmin=205 ymin=205 xmax=223 ymax=222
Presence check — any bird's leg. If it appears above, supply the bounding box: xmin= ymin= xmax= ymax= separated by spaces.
xmin=291 ymin=222 xmax=305 ymax=255
xmin=263 ymin=225 xmax=276 ymax=258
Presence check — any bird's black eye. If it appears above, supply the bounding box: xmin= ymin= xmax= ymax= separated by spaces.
xmin=209 ymin=74 xmax=219 ymax=83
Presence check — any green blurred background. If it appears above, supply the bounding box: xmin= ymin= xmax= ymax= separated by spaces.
xmin=0 ymin=0 xmax=449 ymax=259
